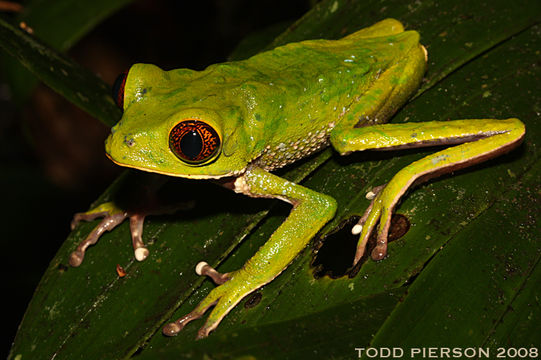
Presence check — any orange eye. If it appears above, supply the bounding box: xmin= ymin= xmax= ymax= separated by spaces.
xmin=169 ymin=120 xmax=221 ymax=164
xmin=112 ymin=70 xmax=128 ymax=109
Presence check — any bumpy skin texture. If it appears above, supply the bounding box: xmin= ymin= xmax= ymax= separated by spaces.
xmin=71 ymin=19 xmax=525 ymax=338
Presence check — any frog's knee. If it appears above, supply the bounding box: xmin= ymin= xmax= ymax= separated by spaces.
xmin=318 ymin=194 xmax=338 ymax=220
xmin=507 ymin=118 xmax=526 ymax=135
xmin=329 ymin=131 xmax=350 ymax=155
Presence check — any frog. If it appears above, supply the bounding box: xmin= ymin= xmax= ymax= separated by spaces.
xmin=69 ymin=19 xmax=525 ymax=339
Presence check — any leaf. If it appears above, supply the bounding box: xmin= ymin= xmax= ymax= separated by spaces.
xmin=0 ymin=17 xmax=120 ymax=126
xmin=8 ymin=0 xmax=541 ymax=359
xmin=1 ymin=0 xmax=136 ymax=103
xmin=18 ymin=0 xmax=135 ymax=51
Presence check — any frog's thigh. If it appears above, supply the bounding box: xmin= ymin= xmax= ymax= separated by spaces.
xmin=330 ymin=118 xmax=525 ymax=262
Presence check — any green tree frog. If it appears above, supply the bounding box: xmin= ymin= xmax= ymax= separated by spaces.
xmin=69 ymin=19 xmax=525 ymax=338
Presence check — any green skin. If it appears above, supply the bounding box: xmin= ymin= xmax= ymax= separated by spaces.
xmin=70 ymin=19 xmax=525 ymax=338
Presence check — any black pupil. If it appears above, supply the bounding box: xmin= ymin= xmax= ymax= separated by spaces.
xmin=180 ymin=130 xmax=203 ymax=160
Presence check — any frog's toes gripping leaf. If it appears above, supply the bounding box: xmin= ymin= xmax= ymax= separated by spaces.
xmin=351 ymin=184 xmax=393 ymax=264
xmin=195 ymin=261 xmax=230 ymax=285
xmin=69 ymin=201 xmax=148 ymax=267
xmin=163 ymin=263 xmax=249 ymax=339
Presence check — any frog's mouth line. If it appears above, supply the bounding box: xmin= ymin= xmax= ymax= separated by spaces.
xmin=105 ymin=152 xmax=246 ymax=179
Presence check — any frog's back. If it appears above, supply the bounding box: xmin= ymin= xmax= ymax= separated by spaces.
xmin=237 ymin=19 xmax=422 ymax=170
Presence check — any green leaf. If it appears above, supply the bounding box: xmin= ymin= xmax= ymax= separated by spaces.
xmin=0 ymin=17 xmax=119 ymax=126
xmin=8 ymin=0 xmax=541 ymax=359
xmin=1 ymin=0 xmax=135 ymax=103
xmin=17 ymin=0 xmax=134 ymax=51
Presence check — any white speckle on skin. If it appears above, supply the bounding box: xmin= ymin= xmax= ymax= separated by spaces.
xmin=135 ymin=88 xmax=146 ymax=102
xmin=330 ymin=0 xmax=339 ymax=13
xmin=431 ymin=154 xmax=450 ymax=164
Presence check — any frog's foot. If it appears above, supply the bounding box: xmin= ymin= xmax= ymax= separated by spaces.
xmin=195 ymin=261 xmax=230 ymax=285
xmin=69 ymin=202 xmax=148 ymax=267
xmin=351 ymin=184 xmax=394 ymax=265
xmin=163 ymin=264 xmax=254 ymax=339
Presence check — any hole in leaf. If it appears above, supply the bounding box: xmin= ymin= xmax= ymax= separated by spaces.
xmin=311 ymin=214 xmax=410 ymax=279
xmin=387 ymin=213 xmax=410 ymax=241
xmin=244 ymin=292 xmax=262 ymax=309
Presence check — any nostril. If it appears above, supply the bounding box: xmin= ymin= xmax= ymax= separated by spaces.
xmin=124 ymin=136 xmax=135 ymax=147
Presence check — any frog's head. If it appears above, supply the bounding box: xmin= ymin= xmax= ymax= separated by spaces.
xmin=105 ymin=64 xmax=250 ymax=179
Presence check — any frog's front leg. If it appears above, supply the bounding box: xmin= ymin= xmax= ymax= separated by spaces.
xmin=69 ymin=202 xmax=138 ymax=266
xmin=69 ymin=174 xmax=193 ymax=266
xmin=330 ymin=118 xmax=525 ymax=265
xmin=163 ymin=166 xmax=337 ymax=338
xmin=70 ymin=199 xmax=194 ymax=266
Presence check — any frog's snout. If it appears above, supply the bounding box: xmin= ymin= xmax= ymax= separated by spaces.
xmin=105 ymin=131 xmax=136 ymax=157
xmin=104 ymin=132 xmax=128 ymax=162
xmin=104 ymin=134 xmax=113 ymax=156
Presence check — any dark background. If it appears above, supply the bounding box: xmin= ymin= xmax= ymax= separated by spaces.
xmin=1 ymin=0 xmax=312 ymax=355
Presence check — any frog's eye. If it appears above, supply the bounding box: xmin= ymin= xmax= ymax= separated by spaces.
xmin=169 ymin=120 xmax=221 ymax=164
xmin=112 ymin=70 xmax=128 ymax=109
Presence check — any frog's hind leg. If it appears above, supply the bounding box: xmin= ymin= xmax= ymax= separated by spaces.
xmin=163 ymin=166 xmax=337 ymax=338
xmin=330 ymin=118 xmax=525 ymax=265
